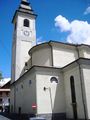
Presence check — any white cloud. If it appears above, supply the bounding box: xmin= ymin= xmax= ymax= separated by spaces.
xmin=37 ymin=36 xmax=46 ymax=44
xmin=84 ymin=6 xmax=90 ymax=15
xmin=55 ymin=15 xmax=90 ymax=44
xmin=55 ymin=15 xmax=70 ymax=32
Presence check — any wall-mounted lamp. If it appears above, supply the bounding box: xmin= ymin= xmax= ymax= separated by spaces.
xmin=43 ymin=87 xmax=47 ymax=91
xmin=43 ymin=86 xmax=53 ymax=112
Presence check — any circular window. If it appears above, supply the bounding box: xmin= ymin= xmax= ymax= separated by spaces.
xmin=50 ymin=77 xmax=58 ymax=83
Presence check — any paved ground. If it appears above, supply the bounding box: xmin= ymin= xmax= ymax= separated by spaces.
xmin=0 ymin=115 xmax=11 ymax=120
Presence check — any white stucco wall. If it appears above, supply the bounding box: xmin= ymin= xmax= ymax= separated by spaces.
xmin=12 ymin=13 xmax=36 ymax=82
xmin=17 ymin=14 xmax=36 ymax=43
xmin=63 ymin=66 xmax=85 ymax=119
xmin=82 ymin=65 xmax=90 ymax=119
xmin=11 ymin=70 xmax=36 ymax=114
xmin=11 ymin=67 xmax=66 ymax=115
xmin=20 ymin=41 xmax=32 ymax=75
xmin=35 ymin=68 xmax=65 ymax=114
xmin=78 ymin=46 xmax=90 ymax=59
xmin=52 ymin=45 xmax=78 ymax=67
xmin=11 ymin=40 xmax=16 ymax=83
xmin=83 ymin=49 xmax=90 ymax=59
xmin=32 ymin=47 xmax=52 ymax=67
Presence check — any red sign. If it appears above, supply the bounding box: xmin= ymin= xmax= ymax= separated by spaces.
xmin=32 ymin=103 xmax=37 ymax=109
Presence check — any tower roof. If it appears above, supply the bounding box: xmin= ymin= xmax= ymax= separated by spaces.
xmin=12 ymin=0 xmax=37 ymax=23
xmin=19 ymin=0 xmax=33 ymax=14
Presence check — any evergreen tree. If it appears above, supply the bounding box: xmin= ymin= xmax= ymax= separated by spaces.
xmin=0 ymin=72 xmax=3 ymax=80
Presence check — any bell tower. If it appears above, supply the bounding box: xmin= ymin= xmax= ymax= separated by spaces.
xmin=11 ymin=0 xmax=37 ymax=82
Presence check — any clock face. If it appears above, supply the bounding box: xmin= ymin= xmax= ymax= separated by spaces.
xmin=23 ymin=30 xmax=30 ymax=36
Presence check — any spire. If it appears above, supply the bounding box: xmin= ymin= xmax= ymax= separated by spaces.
xmin=18 ymin=0 xmax=35 ymax=15
xmin=12 ymin=0 xmax=37 ymax=23
xmin=21 ymin=0 xmax=30 ymax=7
xmin=19 ymin=0 xmax=32 ymax=11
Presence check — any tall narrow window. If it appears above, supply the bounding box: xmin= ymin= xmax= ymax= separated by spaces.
xmin=24 ymin=19 xmax=29 ymax=27
xmin=70 ymin=76 xmax=77 ymax=119
xmin=70 ymin=76 xmax=76 ymax=103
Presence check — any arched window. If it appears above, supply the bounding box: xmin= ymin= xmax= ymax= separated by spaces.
xmin=50 ymin=77 xmax=58 ymax=83
xmin=24 ymin=19 xmax=29 ymax=27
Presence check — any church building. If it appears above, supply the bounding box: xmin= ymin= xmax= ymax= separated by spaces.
xmin=10 ymin=0 xmax=90 ymax=119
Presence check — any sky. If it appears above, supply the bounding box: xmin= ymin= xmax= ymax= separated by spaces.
xmin=0 ymin=0 xmax=90 ymax=78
